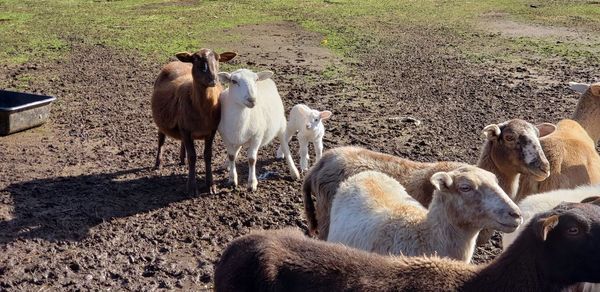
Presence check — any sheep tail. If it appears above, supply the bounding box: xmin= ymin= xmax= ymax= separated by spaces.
xmin=302 ymin=174 xmax=319 ymax=237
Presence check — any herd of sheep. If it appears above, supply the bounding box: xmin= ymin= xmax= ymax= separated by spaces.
xmin=149 ymin=48 xmax=600 ymax=291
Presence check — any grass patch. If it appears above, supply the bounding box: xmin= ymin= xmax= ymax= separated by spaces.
xmin=0 ymin=0 xmax=599 ymax=65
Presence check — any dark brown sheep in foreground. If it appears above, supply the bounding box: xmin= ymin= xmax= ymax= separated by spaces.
xmin=214 ymin=200 xmax=600 ymax=292
xmin=151 ymin=48 xmax=236 ymax=195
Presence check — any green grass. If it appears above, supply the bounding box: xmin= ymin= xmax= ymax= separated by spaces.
xmin=0 ymin=0 xmax=599 ymax=65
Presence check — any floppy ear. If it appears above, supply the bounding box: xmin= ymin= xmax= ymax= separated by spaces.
xmin=590 ymin=83 xmax=600 ymax=96
xmin=257 ymin=71 xmax=273 ymax=81
xmin=482 ymin=124 xmax=501 ymax=141
xmin=581 ymin=196 xmax=600 ymax=206
xmin=218 ymin=72 xmax=232 ymax=84
xmin=536 ymin=215 xmax=559 ymax=241
xmin=536 ymin=123 xmax=556 ymax=138
xmin=320 ymin=111 xmax=332 ymax=120
xmin=218 ymin=52 xmax=237 ymax=62
xmin=430 ymin=172 xmax=452 ymax=191
xmin=175 ymin=52 xmax=194 ymax=63
xmin=569 ymin=82 xmax=590 ymax=94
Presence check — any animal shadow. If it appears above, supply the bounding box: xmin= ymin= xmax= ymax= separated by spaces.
xmin=0 ymin=167 xmax=200 ymax=244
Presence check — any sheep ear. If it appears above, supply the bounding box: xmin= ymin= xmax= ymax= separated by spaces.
xmin=536 ymin=123 xmax=556 ymax=138
xmin=482 ymin=124 xmax=501 ymax=141
xmin=590 ymin=83 xmax=600 ymax=96
xmin=536 ymin=215 xmax=559 ymax=241
xmin=218 ymin=52 xmax=237 ymax=62
xmin=175 ymin=52 xmax=194 ymax=63
xmin=218 ymin=72 xmax=232 ymax=84
xmin=581 ymin=196 xmax=600 ymax=206
xmin=320 ymin=111 xmax=332 ymax=120
xmin=430 ymin=172 xmax=452 ymax=191
xmin=257 ymin=71 xmax=274 ymax=81
xmin=569 ymin=82 xmax=590 ymax=94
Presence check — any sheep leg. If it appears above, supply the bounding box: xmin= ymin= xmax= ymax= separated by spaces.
xmin=276 ymin=127 xmax=293 ymax=160
xmin=179 ymin=142 xmax=186 ymax=166
xmin=154 ymin=132 xmax=166 ymax=169
xmin=226 ymin=144 xmax=242 ymax=188
xmin=181 ymin=131 xmax=198 ymax=196
xmin=247 ymin=141 xmax=261 ymax=192
xmin=278 ymin=132 xmax=300 ymax=180
xmin=299 ymin=138 xmax=310 ymax=173
xmin=203 ymin=130 xmax=217 ymax=195
xmin=314 ymin=138 xmax=324 ymax=162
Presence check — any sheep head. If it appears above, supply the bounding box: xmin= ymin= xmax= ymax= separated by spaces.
xmin=431 ymin=165 xmax=522 ymax=233
xmin=176 ymin=49 xmax=237 ymax=87
xmin=482 ymin=119 xmax=553 ymax=181
xmin=305 ymin=107 xmax=332 ymax=130
xmin=529 ymin=201 xmax=600 ymax=284
xmin=218 ymin=69 xmax=273 ymax=108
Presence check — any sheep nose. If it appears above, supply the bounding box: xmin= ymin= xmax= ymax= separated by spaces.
xmin=508 ymin=211 xmax=522 ymax=219
xmin=247 ymin=97 xmax=256 ymax=103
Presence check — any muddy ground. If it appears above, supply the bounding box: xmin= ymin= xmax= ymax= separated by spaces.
xmin=1 ymin=21 xmax=599 ymax=290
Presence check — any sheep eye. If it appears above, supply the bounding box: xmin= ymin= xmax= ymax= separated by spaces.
xmin=231 ymin=79 xmax=238 ymax=85
xmin=459 ymin=185 xmax=472 ymax=192
xmin=504 ymin=134 xmax=515 ymax=142
xmin=567 ymin=226 xmax=579 ymax=236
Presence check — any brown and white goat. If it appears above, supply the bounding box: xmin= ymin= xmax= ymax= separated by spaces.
xmin=214 ymin=201 xmax=600 ymax=292
xmin=303 ymin=119 xmax=548 ymax=239
xmin=151 ymin=49 xmax=236 ymax=195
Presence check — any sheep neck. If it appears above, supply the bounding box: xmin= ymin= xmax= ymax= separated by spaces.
xmin=573 ymin=93 xmax=600 ymax=144
xmin=191 ymin=80 xmax=220 ymax=111
xmin=476 ymin=141 xmax=519 ymax=198
xmin=425 ymin=193 xmax=479 ymax=263
xmin=462 ymin=231 xmax=565 ymax=292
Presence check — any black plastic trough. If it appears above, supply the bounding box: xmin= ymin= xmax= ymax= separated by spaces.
xmin=0 ymin=89 xmax=56 ymax=136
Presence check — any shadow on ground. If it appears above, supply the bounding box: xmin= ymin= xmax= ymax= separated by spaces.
xmin=0 ymin=168 xmax=215 ymax=243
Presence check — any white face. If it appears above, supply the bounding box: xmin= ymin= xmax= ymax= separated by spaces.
xmin=219 ymin=69 xmax=273 ymax=109
xmin=306 ymin=110 xmax=322 ymax=130
xmin=228 ymin=69 xmax=260 ymax=108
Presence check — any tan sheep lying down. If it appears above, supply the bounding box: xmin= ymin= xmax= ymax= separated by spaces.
xmin=214 ymin=200 xmax=600 ymax=292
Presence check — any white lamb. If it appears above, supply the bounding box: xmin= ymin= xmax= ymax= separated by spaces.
xmin=328 ymin=167 xmax=522 ymax=262
xmin=502 ymin=183 xmax=600 ymax=249
xmin=217 ymin=69 xmax=300 ymax=191
xmin=276 ymin=104 xmax=332 ymax=172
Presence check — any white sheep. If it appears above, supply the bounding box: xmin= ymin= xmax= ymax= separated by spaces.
xmin=276 ymin=104 xmax=332 ymax=172
xmin=327 ymin=167 xmax=522 ymax=262
xmin=217 ymin=69 xmax=300 ymax=191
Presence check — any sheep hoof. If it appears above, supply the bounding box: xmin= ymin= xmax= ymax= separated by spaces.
xmin=208 ymin=184 xmax=218 ymax=195
xmin=248 ymin=182 xmax=258 ymax=192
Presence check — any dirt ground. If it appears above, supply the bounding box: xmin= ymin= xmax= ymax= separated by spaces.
xmin=1 ymin=21 xmax=598 ymax=290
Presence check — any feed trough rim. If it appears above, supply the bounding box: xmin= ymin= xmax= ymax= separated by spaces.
xmin=0 ymin=89 xmax=57 ymax=113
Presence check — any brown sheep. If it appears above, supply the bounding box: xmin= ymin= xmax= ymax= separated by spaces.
xmin=515 ymin=82 xmax=600 ymax=201
xmin=151 ymin=49 xmax=236 ymax=195
xmin=214 ymin=200 xmax=600 ymax=292
xmin=303 ymin=119 xmax=549 ymax=239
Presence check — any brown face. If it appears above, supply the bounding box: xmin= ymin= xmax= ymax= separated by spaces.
xmin=175 ymin=49 xmax=237 ymax=87
xmin=536 ymin=201 xmax=600 ymax=283
xmin=486 ymin=119 xmax=552 ymax=181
